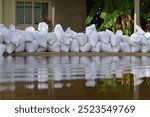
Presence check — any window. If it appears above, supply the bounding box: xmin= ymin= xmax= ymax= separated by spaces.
xmin=16 ymin=1 xmax=48 ymax=25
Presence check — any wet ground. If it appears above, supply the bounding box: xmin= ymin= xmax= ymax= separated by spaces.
xmin=0 ymin=53 xmax=150 ymax=100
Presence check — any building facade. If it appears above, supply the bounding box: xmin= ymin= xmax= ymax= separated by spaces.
xmin=0 ymin=0 xmax=86 ymax=32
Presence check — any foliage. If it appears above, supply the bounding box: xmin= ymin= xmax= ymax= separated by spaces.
xmin=86 ymin=0 xmax=150 ymax=35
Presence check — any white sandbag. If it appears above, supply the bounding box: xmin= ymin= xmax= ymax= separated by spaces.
xmin=70 ymin=39 xmax=79 ymax=52
xmin=112 ymin=45 xmax=120 ymax=52
xmin=130 ymin=33 xmax=141 ymax=44
xmin=36 ymin=46 xmax=47 ymax=52
xmin=11 ymin=31 xmax=24 ymax=46
xmin=91 ymin=42 xmax=101 ymax=52
xmin=101 ymin=42 xmax=113 ymax=52
xmin=38 ymin=22 xmax=48 ymax=33
xmin=54 ymin=24 xmax=64 ymax=34
xmin=120 ymin=42 xmax=131 ymax=52
xmin=121 ymin=35 xmax=136 ymax=45
xmin=0 ymin=44 xmax=6 ymax=55
xmin=65 ymin=27 xmax=77 ymax=36
xmin=116 ymin=30 xmax=123 ymax=37
xmin=131 ymin=44 xmax=141 ymax=52
xmin=47 ymin=32 xmax=57 ymax=45
xmin=34 ymin=32 xmax=47 ymax=48
xmin=25 ymin=26 xmax=35 ymax=32
xmin=98 ymin=31 xmax=109 ymax=43
xmin=26 ymin=40 xmax=38 ymax=52
xmin=145 ymin=32 xmax=150 ymax=40
xmin=135 ymin=24 xmax=145 ymax=35
xmin=48 ymin=42 xmax=60 ymax=52
xmin=110 ymin=34 xmax=121 ymax=46
xmin=15 ymin=43 xmax=25 ymax=53
xmin=23 ymin=31 xmax=33 ymax=42
xmin=61 ymin=44 xmax=69 ymax=52
xmin=0 ymin=32 xmax=3 ymax=43
xmin=9 ymin=25 xmax=15 ymax=32
xmin=139 ymin=34 xmax=147 ymax=45
xmin=86 ymin=24 xmax=99 ymax=47
xmin=80 ymin=42 xmax=91 ymax=52
xmin=74 ymin=33 xmax=88 ymax=46
xmin=5 ymin=43 xmax=15 ymax=54
xmin=61 ymin=33 xmax=71 ymax=45
xmin=141 ymin=40 xmax=150 ymax=52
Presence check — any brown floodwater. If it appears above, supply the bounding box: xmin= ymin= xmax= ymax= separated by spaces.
xmin=0 ymin=55 xmax=150 ymax=100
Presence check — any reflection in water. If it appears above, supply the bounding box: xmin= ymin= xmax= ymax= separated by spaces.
xmin=0 ymin=55 xmax=150 ymax=99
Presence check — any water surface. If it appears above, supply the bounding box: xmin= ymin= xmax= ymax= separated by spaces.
xmin=0 ymin=55 xmax=150 ymax=100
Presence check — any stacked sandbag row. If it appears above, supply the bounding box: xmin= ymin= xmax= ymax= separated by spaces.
xmin=0 ymin=23 xmax=150 ymax=55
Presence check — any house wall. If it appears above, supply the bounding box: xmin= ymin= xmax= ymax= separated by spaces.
xmin=3 ymin=0 xmax=16 ymax=26
xmin=0 ymin=0 xmax=3 ymax=23
xmin=54 ymin=0 xmax=86 ymax=32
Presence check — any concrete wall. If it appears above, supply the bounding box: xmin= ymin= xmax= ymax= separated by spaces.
xmin=3 ymin=0 xmax=16 ymax=26
xmin=54 ymin=0 xmax=86 ymax=32
xmin=0 ymin=0 xmax=3 ymax=23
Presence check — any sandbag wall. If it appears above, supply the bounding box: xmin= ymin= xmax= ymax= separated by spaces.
xmin=0 ymin=23 xmax=150 ymax=55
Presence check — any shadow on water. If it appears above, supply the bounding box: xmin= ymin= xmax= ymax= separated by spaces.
xmin=0 ymin=55 xmax=150 ymax=100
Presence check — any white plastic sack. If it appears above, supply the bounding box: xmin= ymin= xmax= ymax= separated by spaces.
xmin=0 ymin=32 xmax=3 ymax=43
xmin=54 ymin=24 xmax=64 ymax=34
xmin=135 ymin=24 xmax=145 ymax=35
xmin=36 ymin=46 xmax=47 ymax=52
xmin=80 ymin=42 xmax=91 ymax=52
xmin=25 ymin=26 xmax=35 ymax=32
xmin=9 ymin=25 xmax=15 ymax=32
xmin=131 ymin=44 xmax=141 ymax=52
xmin=110 ymin=34 xmax=121 ymax=46
xmin=23 ymin=31 xmax=33 ymax=42
xmin=61 ymin=33 xmax=71 ymax=45
xmin=101 ymin=42 xmax=113 ymax=52
xmin=5 ymin=43 xmax=15 ymax=54
xmin=47 ymin=32 xmax=57 ymax=45
xmin=48 ymin=42 xmax=60 ymax=52
xmin=112 ymin=45 xmax=120 ymax=52
xmin=86 ymin=24 xmax=99 ymax=47
xmin=38 ymin=22 xmax=48 ymax=33
xmin=120 ymin=42 xmax=131 ymax=52
xmin=130 ymin=33 xmax=141 ymax=44
xmin=70 ymin=39 xmax=79 ymax=52
xmin=121 ymin=35 xmax=135 ymax=45
xmin=98 ymin=31 xmax=109 ymax=43
xmin=65 ymin=27 xmax=77 ymax=36
xmin=139 ymin=34 xmax=147 ymax=45
xmin=74 ymin=33 xmax=88 ymax=46
xmin=11 ymin=31 xmax=24 ymax=46
xmin=0 ymin=44 xmax=6 ymax=55
xmin=15 ymin=42 xmax=25 ymax=53
xmin=116 ymin=30 xmax=123 ymax=37
xmin=141 ymin=40 xmax=150 ymax=52
xmin=61 ymin=44 xmax=69 ymax=52
xmin=91 ymin=42 xmax=101 ymax=52
xmin=145 ymin=32 xmax=150 ymax=40
xmin=26 ymin=40 xmax=38 ymax=52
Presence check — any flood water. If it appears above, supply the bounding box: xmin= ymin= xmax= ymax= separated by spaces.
xmin=0 ymin=55 xmax=150 ymax=100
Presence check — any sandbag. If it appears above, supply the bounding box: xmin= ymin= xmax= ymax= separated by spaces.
xmin=15 ymin=42 xmax=25 ymax=53
xmin=145 ymin=32 xmax=150 ymax=40
xmin=9 ymin=25 xmax=16 ymax=32
xmin=74 ymin=33 xmax=88 ymax=46
xmin=130 ymin=33 xmax=141 ymax=44
xmin=11 ymin=31 xmax=24 ymax=46
xmin=131 ymin=44 xmax=141 ymax=52
xmin=91 ymin=42 xmax=101 ymax=52
xmin=65 ymin=27 xmax=77 ymax=36
xmin=47 ymin=32 xmax=57 ymax=45
xmin=110 ymin=34 xmax=121 ymax=46
xmin=25 ymin=26 xmax=35 ymax=32
xmin=36 ymin=46 xmax=47 ymax=52
xmin=26 ymin=40 xmax=38 ymax=52
xmin=112 ymin=45 xmax=120 ymax=52
xmin=116 ymin=30 xmax=123 ymax=37
xmin=5 ymin=43 xmax=15 ymax=54
xmin=70 ymin=39 xmax=79 ymax=52
xmin=0 ymin=26 xmax=11 ymax=44
xmin=61 ymin=44 xmax=69 ymax=52
xmin=54 ymin=24 xmax=64 ymax=34
xmin=23 ymin=31 xmax=33 ymax=42
xmin=121 ymin=35 xmax=135 ymax=45
xmin=0 ymin=44 xmax=6 ymax=55
xmin=80 ymin=42 xmax=91 ymax=52
xmin=86 ymin=24 xmax=99 ymax=47
xmin=141 ymin=40 xmax=150 ymax=52
xmin=48 ymin=42 xmax=60 ymax=52
xmin=101 ymin=42 xmax=113 ymax=52
xmin=98 ymin=31 xmax=109 ymax=43
xmin=38 ymin=22 xmax=48 ymax=33
xmin=0 ymin=32 xmax=3 ymax=43
xmin=120 ymin=42 xmax=131 ymax=52
xmin=61 ymin=33 xmax=71 ymax=45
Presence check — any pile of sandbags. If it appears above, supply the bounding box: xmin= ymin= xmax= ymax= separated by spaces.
xmin=0 ymin=23 xmax=150 ymax=55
